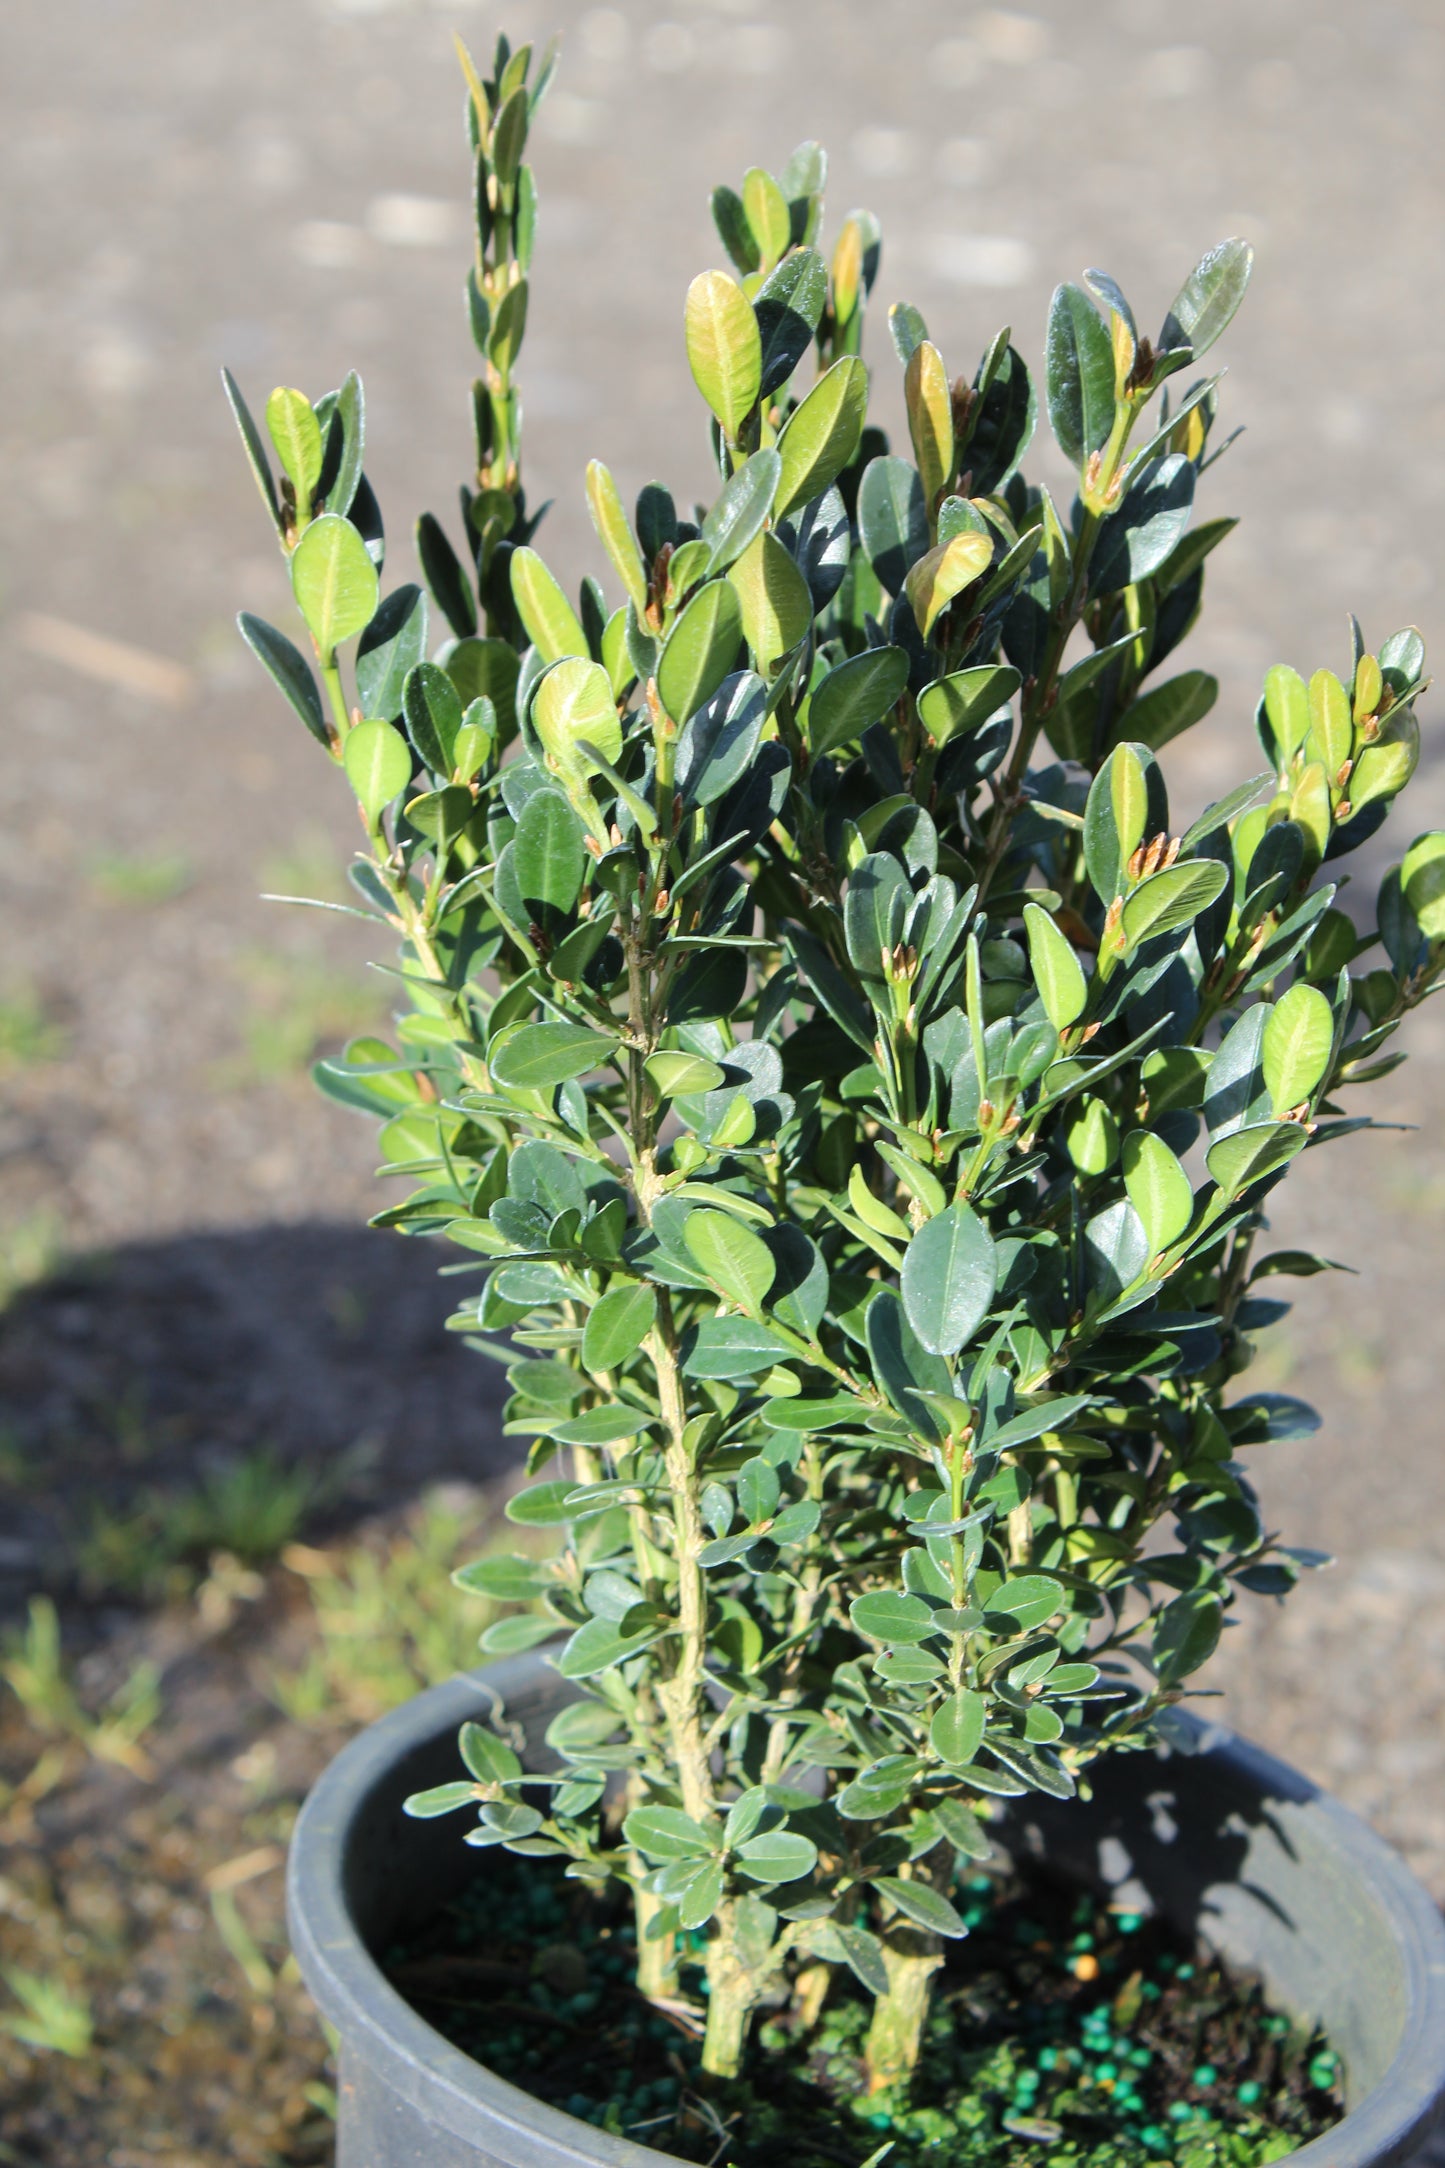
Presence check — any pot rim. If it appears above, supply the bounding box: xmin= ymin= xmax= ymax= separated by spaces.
xmin=288 ymin=1659 xmax=1445 ymax=2168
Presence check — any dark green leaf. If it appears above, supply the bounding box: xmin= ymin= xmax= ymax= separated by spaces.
xmin=1159 ymin=238 xmax=1253 ymax=361
xmin=754 ymin=249 xmax=828 ymax=397
xmin=1045 ymin=282 xmax=1115 ymax=468
xmin=237 ymin=612 xmax=330 ymax=749
xmin=930 ymin=1689 xmax=985 ymax=1767
xmin=416 ymin=512 xmax=478 ymax=639
xmin=356 ymin=585 xmax=428 ymax=724
xmin=877 ymin=1877 xmax=967 ymax=1938
xmin=735 ymin=1830 xmax=818 ymax=1884
xmin=675 ymin=670 xmax=768 ymax=807
xmin=701 ymin=450 xmax=782 ymax=576
xmin=581 ymin=1282 xmax=655 ymax=1372
xmin=901 ymin=1205 xmax=997 ymax=1359
xmin=808 ymin=646 xmax=910 ymax=760
xmin=490 ymin=1022 xmax=620 ymax=1090
xmin=857 ymin=454 xmax=929 ymax=595
xmin=850 ymin=1591 xmax=936 ymax=1644
xmin=623 ymin=1805 xmax=715 ymax=1859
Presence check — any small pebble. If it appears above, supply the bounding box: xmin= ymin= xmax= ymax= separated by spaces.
xmin=1193 ymin=2063 xmax=1217 ymax=2087
xmin=1237 ymin=2080 xmax=1264 ymax=2105
xmin=1071 ymin=1953 xmax=1101 ymax=1981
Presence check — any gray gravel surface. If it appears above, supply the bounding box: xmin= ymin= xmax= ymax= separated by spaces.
xmin=4 ymin=0 xmax=1445 ymax=1974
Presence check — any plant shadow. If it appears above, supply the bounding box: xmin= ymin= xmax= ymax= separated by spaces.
xmin=0 ymin=1221 xmax=517 ymax=1617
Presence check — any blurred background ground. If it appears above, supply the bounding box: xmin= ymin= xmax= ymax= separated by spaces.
xmin=2 ymin=0 xmax=1445 ymax=2159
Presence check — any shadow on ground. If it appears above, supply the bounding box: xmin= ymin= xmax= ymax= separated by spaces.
xmin=0 ymin=1221 xmax=515 ymax=1618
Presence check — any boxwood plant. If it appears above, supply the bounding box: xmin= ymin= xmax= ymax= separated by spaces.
xmin=227 ymin=33 xmax=1445 ymax=2095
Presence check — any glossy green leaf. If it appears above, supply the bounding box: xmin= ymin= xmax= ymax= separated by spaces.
xmin=559 ymin=1615 xmax=663 ymax=1678
xmin=585 ymin=460 xmax=647 ymax=617
xmin=1159 ymin=238 xmax=1253 ymax=361
xmin=917 ymin=663 xmax=1020 ymax=747
xmin=532 ymin=656 xmax=622 ymax=800
xmin=741 ymin=165 xmax=790 ymax=266
xmin=512 ymin=787 xmax=586 ymax=920
xmin=265 ymin=386 xmax=322 ymax=518
xmin=857 ymin=454 xmax=929 ymax=594
xmin=1045 ymin=283 xmax=1116 ymax=467
xmin=581 ymin=1282 xmax=655 ymax=1372
xmin=237 ymin=612 xmax=330 ymax=749
xmin=646 ymin=1051 xmax=726 ymax=1098
xmin=511 ymin=546 xmax=589 ymax=664
xmin=735 ymin=1829 xmax=817 ymax=1884
xmin=623 ymin=1802 xmax=713 ymax=1858
xmin=901 ymin=1204 xmax=997 ymax=1359
xmin=849 ymin=1590 xmax=936 ymax=1645
xmin=1023 ymin=902 xmax=1087 ymax=1032
xmin=754 ymin=249 xmax=827 ymax=398
xmin=1084 ymin=743 xmax=1152 ymax=902
xmin=700 ymin=450 xmax=781 ymax=576
xmin=403 ymin=659 xmax=465 ymax=775
xmin=356 ymin=584 xmax=428 ymax=725
xmin=404 ymin=1781 xmax=477 ymax=1818
xmin=415 ymin=513 xmax=477 ymax=640
xmin=683 ymin=1209 xmax=776 ymax=1311
xmin=329 ymin=369 xmax=365 ymax=518
xmin=775 ymin=356 xmax=869 ymax=516
xmin=986 ymin=1575 xmax=1063 ymax=1630
xmin=675 ymin=670 xmax=768 ymax=807
xmin=728 ymin=531 xmax=813 ymax=675
xmin=930 ymin=1689 xmax=985 ymax=1768
xmin=808 ymin=646 xmax=910 ymax=759
xmin=905 ymin=532 xmax=993 ymax=641
xmin=685 ymin=269 xmax=762 ymax=440
xmin=222 ymin=369 xmax=283 ymax=532
xmin=490 ymin=1021 xmax=620 ymax=1090
xmin=1262 ymin=982 xmax=1333 ymax=1114
xmin=1121 ymin=1130 xmax=1193 ymax=1253
xmin=657 ymin=578 xmax=743 ymax=723
xmin=1152 ymin=1590 xmax=1222 ymax=1685
xmin=291 ymin=514 xmax=379 ymax=653
xmin=1205 ymin=1120 xmax=1308 ymax=1200
xmin=343 ymin=717 xmax=412 ymax=824
xmin=905 ymin=339 xmax=954 ymax=508
xmin=877 ymin=1877 xmax=967 ymax=1938
xmin=1119 ymin=858 xmax=1228 ymax=951
xmin=1093 ymin=455 xmax=1195 ymax=590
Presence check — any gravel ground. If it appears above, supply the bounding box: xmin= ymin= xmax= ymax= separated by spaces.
xmin=3 ymin=0 xmax=1445 ymax=2155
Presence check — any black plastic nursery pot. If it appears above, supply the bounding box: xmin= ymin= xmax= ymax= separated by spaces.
xmin=288 ymin=1653 xmax=1445 ymax=2168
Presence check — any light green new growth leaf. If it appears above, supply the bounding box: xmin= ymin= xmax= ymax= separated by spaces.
xmin=1023 ymin=901 xmax=1087 ymax=1031
xmin=1121 ymin=1130 xmax=1193 ymax=1254
xmin=917 ymin=664 xmax=1020 ymax=748
xmin=343 ymin=717 xmax=412 ymax=825
xmin=1118 ymin=858 xmax=1228 ymax=951
xmin=684 ymin=270 xmax=762 ymax=441
xmin=1264 ymin=664 xmax=1310 ymax=766
xmin=585 ymin=461 xmax=648 ymax=618
xmin=510 ymin=547 xmax=589 ymax=664
xmin=532 ymin=657 xmax=622 ymax=803
xmin=1262 ymin=981 xmax=1333 ymax=1114
xmin=775 ymin=356 xmax=869 ymax=516
xmin=904 ymin=532 xmax=992 ymax=640
xmin=727 ymin=529 xmax=813 ymax=676
xmin=265 ymin=386 xmax=322 ymax=520
xmin=1403 ymin=832 xmax=1445 ymax=940
xmin=291 ymin=514 xmax=379 ymax=653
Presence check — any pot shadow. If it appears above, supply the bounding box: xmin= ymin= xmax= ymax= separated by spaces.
xmin=0 ymin=1220 xmax=519 ymax=1616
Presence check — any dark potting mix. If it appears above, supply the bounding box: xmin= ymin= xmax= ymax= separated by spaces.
xmin=386 ymin=1850 xmax=1342 ymax=2168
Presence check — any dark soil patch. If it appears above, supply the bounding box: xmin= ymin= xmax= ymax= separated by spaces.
xmin=388 ymin=1850 xmax=1343 ymax=2168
